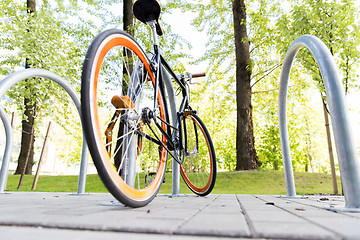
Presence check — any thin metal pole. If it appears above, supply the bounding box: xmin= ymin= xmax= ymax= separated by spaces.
xmin=0 ymin=106 xmax=12 ymax=193
xmin=76 ymin=135 xmax=89 ymax=194
xmin=279 ymin=35 xmax=360 ymax=208
xmin=0 ymin=68 xmax=89 ymax=194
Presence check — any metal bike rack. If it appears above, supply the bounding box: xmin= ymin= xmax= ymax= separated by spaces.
xmin=0 ymin=106 xmax=12 ymax=193
xmin=162 ymin=66 xmax=180 ymax=196
xmin=279 ymin=35 xmax=360 ymax=210
xmin=0 ymin=68 xmax=89 ymax=194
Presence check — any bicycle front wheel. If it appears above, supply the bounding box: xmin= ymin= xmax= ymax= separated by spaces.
xmin=81 ymin=29 xmax=168 ymax=207
xmin=180 ymin=113 xmax=216 ymax=196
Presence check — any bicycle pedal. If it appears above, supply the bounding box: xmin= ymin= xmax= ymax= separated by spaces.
xmin=111 ymin=95 xmax=135 ymax=109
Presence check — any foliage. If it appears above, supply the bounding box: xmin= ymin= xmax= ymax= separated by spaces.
xmin=253 ymin=62 xmax=333 ymax=173
xmin=275 ymin=0 xmax=360 ymax=93
xmin=253 ymin=79 xmax=283 ymax=170
xmin=165 ymin=0 xmax=285 ymax=170
xmin=2 ymin=0 xmax=359 ymax=173
xmin=168 ymin=0 xmax=359 ymax=173
xmin=0 ymin=1 xmax=83 ymax=99
xmin=190 ymin=69 xmax=237 ymax=171
xmin=0 ymin=0 xmax=87 ymax=165
xmin=0 ymin=0 xmax=194 ymax=166
xmin=265 ymin=0 xmax=360 ymax=173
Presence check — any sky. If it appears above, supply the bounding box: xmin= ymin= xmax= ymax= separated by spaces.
xmin=162 ymin=9 xmax=208 ymax=73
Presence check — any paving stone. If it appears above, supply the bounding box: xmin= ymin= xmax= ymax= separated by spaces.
xmin=176 ymin=212 xmax=250 ymax=238
xmin=1 ymin=192 xmax=360 ymax=239
xmin=251 ymin=221 xmax=339 ymax=239
xmin=245 ymin=209 xmax=305 ymax=222
xmin=0 ymin=226 xmax=242 ymax=240
xmin=308 ymin=216 xmax=360 ymax=239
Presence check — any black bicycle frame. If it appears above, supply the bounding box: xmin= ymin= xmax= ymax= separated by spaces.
xmin=147 ymin=46 xmax=200 ymax=164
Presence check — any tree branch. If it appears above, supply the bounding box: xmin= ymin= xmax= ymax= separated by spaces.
xmin=251 ymin=62 xmax=282 ymax=88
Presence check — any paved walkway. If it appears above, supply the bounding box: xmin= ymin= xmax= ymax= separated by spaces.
xmin=0 ymin=192 xmax=360 ymax=239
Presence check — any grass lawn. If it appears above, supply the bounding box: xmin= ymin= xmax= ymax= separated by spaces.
xmin=5 ymin=170 xmax=342 ymax=195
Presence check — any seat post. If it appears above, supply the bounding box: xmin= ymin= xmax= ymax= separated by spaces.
xmin=147 ymin=20 xmax=159 ymax=50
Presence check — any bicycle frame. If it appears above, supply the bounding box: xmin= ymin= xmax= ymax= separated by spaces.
xmin=145 ymin=20 xmax=196 ymax=164
xmin=79 ymin=1 xmax=217 ymax=205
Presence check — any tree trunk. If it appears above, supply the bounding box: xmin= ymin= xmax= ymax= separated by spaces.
xmin=15 ymin=96 xmax=36 ymax=175
xmin=323 ymin=101 xmax=338 ymax=195
xmin=233 ymin=0 xmax=260 ymax=170
xmin=123 ymin=0 xmax=134 ymax=36
xmin=27 ymin=0 xmax=35 ymax=12
xmin=15 ymin=0 xmax=37 ymax=175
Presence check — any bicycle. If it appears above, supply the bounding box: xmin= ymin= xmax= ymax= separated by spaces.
xmin=81 ymin=0 xmax=216 ymax=207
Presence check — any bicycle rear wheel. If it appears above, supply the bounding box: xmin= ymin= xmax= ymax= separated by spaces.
xmin=180 ymin=113 xmax=216 ymax=196
xmin=81 ymin=29 xmax=168 ymax=207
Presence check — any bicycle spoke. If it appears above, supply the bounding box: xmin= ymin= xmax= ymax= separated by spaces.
xmin=110 ymin=126 xmax=137 ymax=153
xmin=117 ymin=125 xmax=138 ymax=175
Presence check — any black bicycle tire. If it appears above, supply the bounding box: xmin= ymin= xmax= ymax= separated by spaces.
xmin=180 ymin=114 xmax=216 ymax=196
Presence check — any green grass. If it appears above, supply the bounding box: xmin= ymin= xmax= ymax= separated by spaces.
xmin=5 ymin=170 xmax=342 ymax=195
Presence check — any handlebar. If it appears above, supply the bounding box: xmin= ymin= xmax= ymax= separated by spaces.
xmin=191 ymin=72 xmax=206 ymax=78
xmin=177 ymin=72 xmax=206 ymax=83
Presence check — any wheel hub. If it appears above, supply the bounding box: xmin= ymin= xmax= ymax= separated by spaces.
xmin=141 ymin=107 xmax=154 ymax=124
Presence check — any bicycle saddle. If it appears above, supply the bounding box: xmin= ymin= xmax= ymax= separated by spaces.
xmin=133 ymin=0 xmax=163 ymax=36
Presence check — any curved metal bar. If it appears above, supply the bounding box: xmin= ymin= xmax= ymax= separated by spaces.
xmin=279 ymin=35 xmax=360 ymax=208
xmin=0 ymin=106 xmax=13 ymax=193
xmin=0 ymin=68 xmax=89 ymax=194
xmin=162 ymin=66 xmax=180 ymax=196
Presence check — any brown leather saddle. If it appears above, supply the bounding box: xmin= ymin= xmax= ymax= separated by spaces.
xmin=133 ymin=0 xmax=163 ymax=36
